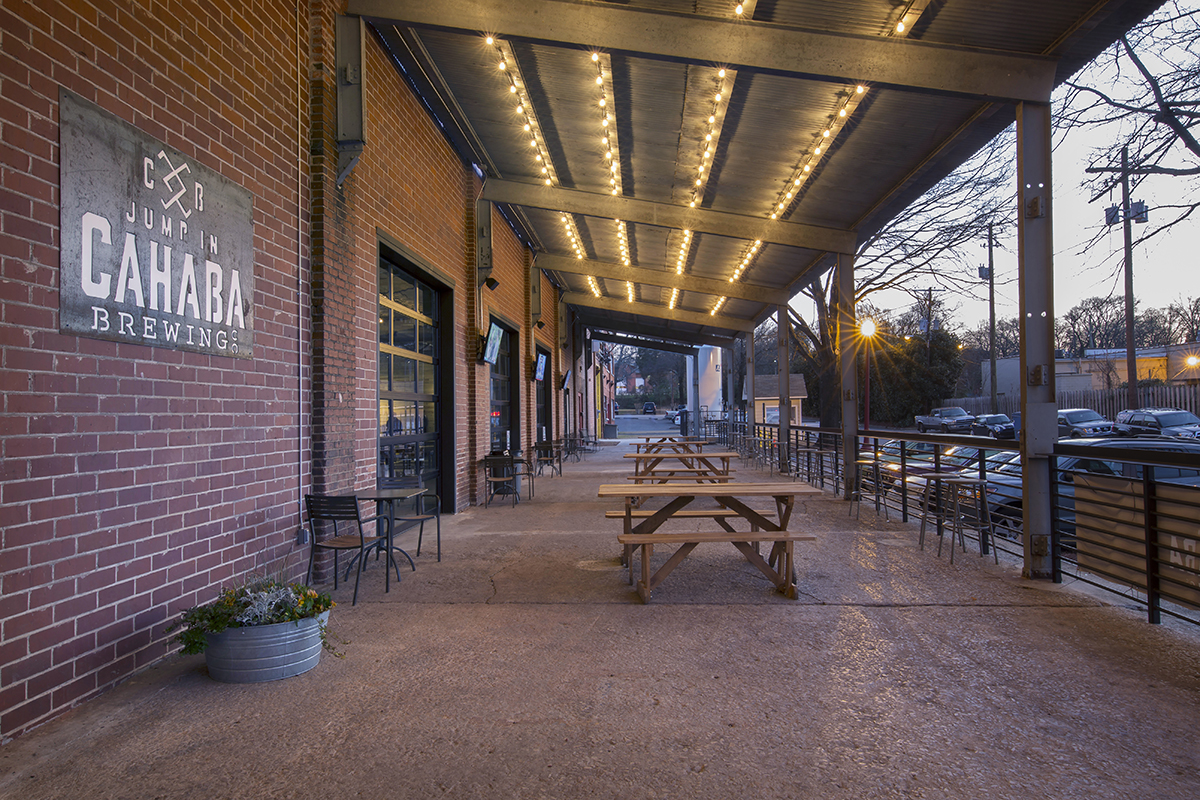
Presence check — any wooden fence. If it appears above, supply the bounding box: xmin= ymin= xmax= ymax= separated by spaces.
xmin=946 ymin=385 xmax=1200 ymax=420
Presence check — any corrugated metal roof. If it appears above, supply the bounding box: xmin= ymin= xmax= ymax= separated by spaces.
xmin=365 ymin=0 xmax=1164 ymax=347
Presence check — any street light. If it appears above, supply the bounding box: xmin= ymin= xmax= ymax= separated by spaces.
xmin=861 ymin=318 xmax=876 ymax=431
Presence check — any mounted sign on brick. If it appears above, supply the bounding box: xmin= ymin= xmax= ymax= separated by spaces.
xmin=58 ymin=90 xmax=255 ymax=358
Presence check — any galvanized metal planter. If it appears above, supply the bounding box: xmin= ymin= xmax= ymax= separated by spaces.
xmin=203 ymin=611 xmax=329 ymax=683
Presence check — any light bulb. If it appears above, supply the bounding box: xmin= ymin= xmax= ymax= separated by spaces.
xmin=599 ymin=98 xmax=606 ymax=107
xmin=498 ymin=62 xmax=506 ymax=71
xmin=718 ymin=69 xmax=726 ymax=78
xmin=708 ymin=115 xmax=715 ymax=123
xmin=595 ymin=76 xmax=603 ymax=85
xmin=486 ymin=36 xmax=494 ymax=45
xmin=896 ymin=21 xmax=905 ymax=33
xmin=736 ymin=3 xmax=744 ymax=14
xmin=592 ymin=52 xmax=599 ymax=62
xmin=823 ymin=129 xmax=830 ymax=137
xmin=857 ymin=85 xmax=865 ymax=94
xmin=839 ymin=108 xmax=847 ymax=117
xmin=509 ymin=85 xmax=516 ymax=93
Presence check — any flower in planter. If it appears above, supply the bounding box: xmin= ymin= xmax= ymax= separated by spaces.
xmin=169 ymin=579 xmax=338 ymax=656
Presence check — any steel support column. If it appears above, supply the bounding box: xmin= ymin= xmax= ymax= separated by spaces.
xmin=1016 ymin=102 xmax=1057 ymax=580
xmin=746 ymin=332 xmax=756 ymax=426
xmin=837 ymin=254 xmax=858 ymax=499
xmin=777 ymin=305 xmax=791 ymax=473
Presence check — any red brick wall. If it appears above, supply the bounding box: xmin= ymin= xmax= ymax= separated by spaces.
xmin=0 ymin=0 xmax=312 ymax=739
xmin=0 ymin=0 xmax=546 ymax=742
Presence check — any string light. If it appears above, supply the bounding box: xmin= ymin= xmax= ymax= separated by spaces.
xmin=488 ymin=36 xmax=558 ymax=187
xmin=710 ymin=297 xmax=727 ymax=315
xmin=626 ymin=281 xmax=635 ymax=303
xmin=668 ymin=287 xmax=679 ymax=310
xmin=675 ymin=230 xmax=692 ymax=275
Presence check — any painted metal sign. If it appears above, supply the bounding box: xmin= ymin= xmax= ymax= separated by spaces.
xmin=59 ymin=90 xmax=254 ymax=358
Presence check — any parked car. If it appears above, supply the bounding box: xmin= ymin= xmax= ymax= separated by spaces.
xmin=642 ymin=402 xmax=656 ymax=415
xmin=984 ymin=437 xmax=1200 ymax=540
xmin=1113 ymin=407 xmax=1200 ymax=438
xmin=669 ymin=408 xmax=683 ymax=424
xmin=1057 ymin=408 xmax=1115 ymax=438
xmin=970 ymin=413 xmax=1015 ymax=439
xmin=914 ymin=406 xmax=974 ymax=434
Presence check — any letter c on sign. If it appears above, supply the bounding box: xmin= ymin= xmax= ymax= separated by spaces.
xmin=81 ymin=212 xmax=112 ymax=299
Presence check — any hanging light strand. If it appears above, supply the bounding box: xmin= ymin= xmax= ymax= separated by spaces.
xmin=488 ymin=36 xmax=559 ymax=187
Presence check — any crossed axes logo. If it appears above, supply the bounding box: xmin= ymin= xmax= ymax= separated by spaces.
xmin=155 ymin=149 xmax=194 ymax=218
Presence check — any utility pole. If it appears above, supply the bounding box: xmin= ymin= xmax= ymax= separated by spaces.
xmin=987 ymin=223 xmax=998 ymax=413
xmin=1120 ymin=146 xmax=1138 ymax=412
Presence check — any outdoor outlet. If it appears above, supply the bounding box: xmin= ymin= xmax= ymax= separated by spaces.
xmin=297 ymin=527 xmax=309 ymax=545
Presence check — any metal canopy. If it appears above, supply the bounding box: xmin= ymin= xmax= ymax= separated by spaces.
xmin=352 ymin=0 xmax=1162 ymax=343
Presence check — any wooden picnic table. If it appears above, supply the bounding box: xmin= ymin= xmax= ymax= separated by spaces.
xmin=633 ymin=437 xmax=715 ymax=454
xmin=598 ymin=482 xmax=821 ymax=602
xmin=623 ymin=450 xmax=738 ymax=484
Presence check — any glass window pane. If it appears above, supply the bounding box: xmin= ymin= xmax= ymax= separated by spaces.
xmin=418 ymin=321 xmax=435 ymax=357
xmin=378 ymin=307 xmax=390 ymax=346
xmin=420 ymin=441 xmax=438 ymax=474
xmin=379 ymin=443 xmax=394 ymax=480
xmin=393 ymin=356 xmax=416 ymax=390
xmin=419 ymin=360 xmax=436 ymax=395
xmin=393 ymin=272 xmax=416 ymax=311
xmin=421 ymin=402 xmax=436 ymax=434
xmin=393 ymin=310 xmax=416 ymax=352
xmin=378 ymin=262 xmax=390 ymax=300
xmin=379 ymin=400 xmax=390 ymax=436
xmin=418 ymin=283 xmax=434 ymax=317
xmin=378 ymin=352 xmax=389 ymax=393
xmin=389 ymin=400 xmax=417 ymax=434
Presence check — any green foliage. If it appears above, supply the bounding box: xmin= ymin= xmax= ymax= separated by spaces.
xmin=168 ymin=579 xmax=337 ymax=656
xmin=863 ymin=330 xmax=964 ymax=426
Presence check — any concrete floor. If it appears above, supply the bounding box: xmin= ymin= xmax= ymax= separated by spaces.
xmin=3 ymin=441 xmax=1199 ymax=799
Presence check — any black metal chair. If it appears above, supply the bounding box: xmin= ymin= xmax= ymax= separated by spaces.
xmin=304 ymin=494 xmax=396 ymax=605
xmin=393 ymin=477 xmax=442 ymax=561
xmin=484 ymin=454 xmax=518 ymax=508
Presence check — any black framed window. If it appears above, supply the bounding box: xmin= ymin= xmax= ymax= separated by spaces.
xmin=378 ymin=257 xmax=439 ymax=488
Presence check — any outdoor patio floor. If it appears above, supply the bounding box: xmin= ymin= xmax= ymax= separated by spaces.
xmin=2 ymin=441 xmax=1198 ymax=799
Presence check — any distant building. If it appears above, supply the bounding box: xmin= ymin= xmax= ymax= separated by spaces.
xmin=745 ymin=373 xmax=809 ymax=424
xmin=985 ymin=343 xmax=1200 ymax=396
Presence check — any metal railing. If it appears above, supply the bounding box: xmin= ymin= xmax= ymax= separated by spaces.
xmin=707 ymin=416 xmax=1199 ymax=627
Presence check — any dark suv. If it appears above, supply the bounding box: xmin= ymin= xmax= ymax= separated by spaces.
xmin=642 ymin=402 xmax=656 ymax=415
xmin=1057 ymin=408 xmax=1114 ymax=438
xmin=1113 ymin=407 xmax=1200 ymax=439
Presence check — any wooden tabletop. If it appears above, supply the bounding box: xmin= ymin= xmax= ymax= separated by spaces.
xmin=599 ymin=483 xmax=821 ymax=498
xmin=623 ymin=451 xmax=738 ymax=460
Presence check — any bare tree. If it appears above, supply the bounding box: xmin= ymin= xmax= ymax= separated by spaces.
xmin=1058 ymin=2 xmax=1200 ymax=255
xmin=1168 ymin=295 xmax=1200 ymax=341
xmin=789 ymin=130 xmax=1017 ymax=425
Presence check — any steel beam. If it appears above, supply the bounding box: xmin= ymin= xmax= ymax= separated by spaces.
xmin=562 ymin=292 xmax=755 ymax=334
xmin=578 ymin=315 xmax=735 ymax=350
xmin=539 ymin=254 xmax=780 ymax=305
xmin=482 ymin=180 xmax=856 ymax=254
xmin=1016 ymin=102 xmax=1057 ymax=581
xmin=837 ymin=254 xmax=858 ymax=500
xmin=588 ymin=330 xmax=696 ymax=357
xmin=350 ymin=0 xmax=1056 ymax=103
